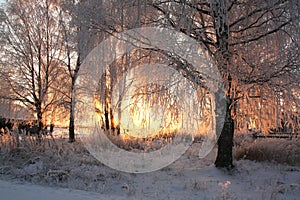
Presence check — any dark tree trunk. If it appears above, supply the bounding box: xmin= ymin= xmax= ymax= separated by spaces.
xmin=215 ymin=96 xmax=234 ymax=169
xmin=104 ymin=106 xmax=110 ymax=130
xmin=69 ymin=95 xmax=75 ymax=143
xmin=69 ymin=119 xmax=75 ymax=142
xmin=69 ymin=79 xmax=76 ymax=143
xmin=36 ymin=102 xmax=43 ymax=141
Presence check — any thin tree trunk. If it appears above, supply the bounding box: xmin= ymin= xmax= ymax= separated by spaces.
xmin=68 ymin=55 xmax=80 ymax=143
xmin=69 ymin=91 xmax=75 ymax=142
xmin=36 ymin=102 xmax=43 ymax=141
xmin=68 ymin=74 xmax=77 ymax=143
xmin=104 ymin=101 xmax=110 ymax=131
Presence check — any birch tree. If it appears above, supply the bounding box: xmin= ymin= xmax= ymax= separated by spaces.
xmin=0 ymin=0 xmax=66 ymax=134
xmin=148 ymin=0 xmax=300 ymax=168
xmin=57 ymin=1 xmax=81 ymax=142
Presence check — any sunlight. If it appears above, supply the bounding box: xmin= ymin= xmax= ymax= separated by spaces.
xmin=94 ymin=82 xmax=212 ymax=139
xmin=113 ymin=90 xmax=182 ymax=138
xmin=126 ymin=98 xmax=182 ymax=138
xmin=94 ymin=98 xmax=103 ymax=126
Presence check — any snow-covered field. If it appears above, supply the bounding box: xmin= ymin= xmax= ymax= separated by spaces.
xmin=0 ymin=130 xmax=299 ymax=200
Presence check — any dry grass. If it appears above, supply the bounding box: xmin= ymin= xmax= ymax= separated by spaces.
xmin=0 ymin=131 xmax=105 ymax=188
xmin=234 ymin=135 xmax=300 ymax=166
xmin=106 ymin=132 xmax=176 ymax=152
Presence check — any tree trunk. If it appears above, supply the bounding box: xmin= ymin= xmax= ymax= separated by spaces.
xmin=67 ymin=54 xmax=80 ymax=143
xmin=211 ymin=0 xmax=235 ymax=169
xmin=104 ymin=105 xmax=110 ymax=130
xmin=36 ymin=102 xmax=43 ymax=141
xmin=215 ymin=96 xmax=234 ymax=169
xmin=69 ymin=83 xmax=76 ymax=143
xmin=69 ymin=97 xmax=75 ymax=142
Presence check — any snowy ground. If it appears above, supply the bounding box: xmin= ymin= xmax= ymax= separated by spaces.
xmin=1 ymin=159 xmax=299 ymax=200
xmin=0 ymin=130 xmax=299 ymax=200
xmin=0 ymin=179 xmax=115 ymax=200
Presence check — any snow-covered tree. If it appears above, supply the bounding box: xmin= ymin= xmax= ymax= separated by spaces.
xmin=0 ymin=0 xmax=67 ymax=134
xmin=148 ymin=0 xmax=300 ymax=168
